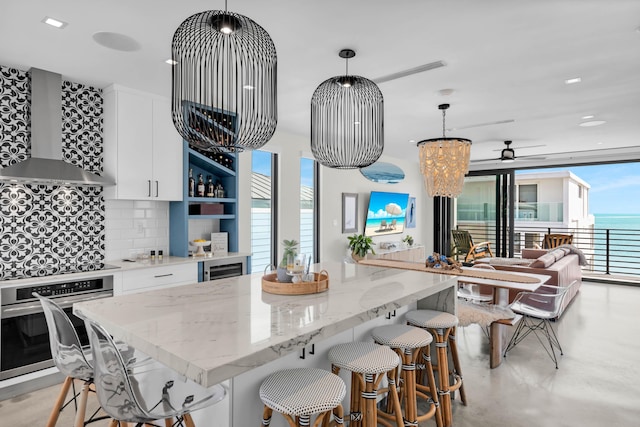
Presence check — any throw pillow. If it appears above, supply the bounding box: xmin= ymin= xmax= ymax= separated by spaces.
xmin=549 ymin=248 xmax=567 ymax=261
xmin=522 ymin=248 xmax=548 ymax=259
xmin=530 ymin=252 xmax=556 ymax=268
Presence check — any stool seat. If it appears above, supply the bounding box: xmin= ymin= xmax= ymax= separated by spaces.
xmin=406 ymin=309 xmax=458 ymax=329
xmin=371 ymin=324 xmax=433 ymax=349
xmin=328 ymin=342 xmax=399 ymax=374
xmin=260 ymin=368 xmax=346 ymax=416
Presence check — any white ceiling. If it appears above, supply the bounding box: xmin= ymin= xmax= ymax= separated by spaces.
xmin=2 ymin=0 xmax=640 ymax=170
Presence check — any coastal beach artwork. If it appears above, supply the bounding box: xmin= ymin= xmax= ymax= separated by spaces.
xmin=360 ymin=162 xmax=405 ymax=184
xmin=364 ymin=191 xmax=409 ymax=237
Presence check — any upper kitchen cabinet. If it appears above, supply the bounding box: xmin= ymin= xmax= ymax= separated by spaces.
xmin=103 ymin=85 xmax=183 ymax=201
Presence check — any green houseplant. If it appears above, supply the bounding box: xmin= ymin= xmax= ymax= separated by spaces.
xmin=348 ymin=234 xmax=375 ymax=261
xmin=277 ymin=239 xmax=299 ymax=282
xmin=403 ymin=235 xmax=414 ymax=246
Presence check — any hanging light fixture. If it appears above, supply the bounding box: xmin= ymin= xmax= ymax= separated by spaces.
xmin=171 ymin=1 xmax=277 ymax=153
xmin=310 ymin=49 xmax=383 ymax=169
xmin=417 ymin=104 xmax=472 ymax=198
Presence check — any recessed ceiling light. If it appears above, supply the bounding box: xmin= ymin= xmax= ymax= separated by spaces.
xmin=438 ymin=88 xmax=455 ymax=96
xmin=581 ymin=115 xmax=594 ymax=120
xmin=242 ymin=84 xmax=255 ymax=90
xmin=409 ymin=139 xmax=416 ymax=143
xmin=565 ymin=77 xmax=582 ymax=85
xmin=597 ymin=142 xmax=603 ymax=145
xmin=165 ymin=59 xmax=178 ymax=65
xmin=579 ymin=120 xmax=606 ymax=127
xmin=92 ymin=32 xmax=141 ymax=52
xmin=42 ymin=16 xmax=68 ymax=29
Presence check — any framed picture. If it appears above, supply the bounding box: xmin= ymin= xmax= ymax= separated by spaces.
xmin=342 ymin=193 xmax=358 ymax=233
xmin=406 ymin=197 xmax=416 ymax=228
xmin=210 ymin=232 xmax=228 ymax=254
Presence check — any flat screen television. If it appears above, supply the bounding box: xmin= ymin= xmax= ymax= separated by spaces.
xmin=364 ymin=191 xmax=410 ymax=237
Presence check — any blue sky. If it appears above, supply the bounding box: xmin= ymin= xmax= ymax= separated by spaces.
xmin=519 ymin=162 xmax=640 ymax=214
xmin=252 ymin=151 xmax=315 ymax=187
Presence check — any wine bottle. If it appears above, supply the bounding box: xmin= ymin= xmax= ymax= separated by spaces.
xmin=188 ymin=168 xmax=195 ymax=197
xmin=206 ymin=175 xmax=214 ymax=197
xmin=197 ymin=173 xmax=205 ymax=197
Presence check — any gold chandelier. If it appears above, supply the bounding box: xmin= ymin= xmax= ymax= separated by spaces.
xmin=417 ymin=104 xmax=472 ymax=198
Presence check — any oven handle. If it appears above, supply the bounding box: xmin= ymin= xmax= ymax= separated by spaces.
xmin=1 ymin=292 xmax=113 ymax=319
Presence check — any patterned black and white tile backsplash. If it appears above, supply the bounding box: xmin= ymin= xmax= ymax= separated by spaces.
xmin=0 ymin=65 xmax=105 ymax=280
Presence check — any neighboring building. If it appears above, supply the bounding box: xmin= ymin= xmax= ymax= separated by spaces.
xmin=455 ymin=171 xmax=595 ymax=255
xmin=250 ymin=172 xmax=314 ymax=273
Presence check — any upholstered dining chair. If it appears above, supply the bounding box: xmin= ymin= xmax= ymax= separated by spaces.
xmin=86 ymin=319 xmax=226 ymax=427
xmin=542 ymin=233 xmax=573 ymax=249
xmin=35 ymin=292 xmax=108 ymax=427
xmin=451 ymin=229 xmax=494 ymax=262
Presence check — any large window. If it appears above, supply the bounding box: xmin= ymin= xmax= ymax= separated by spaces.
xmin=300 ymin=158 xmax=319 ymax=263
xmin=250 ymin=151 xmax=277 ymax=273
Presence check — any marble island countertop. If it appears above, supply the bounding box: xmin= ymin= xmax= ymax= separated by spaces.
xmin=74 ymin=261 xmax=457 ymax=388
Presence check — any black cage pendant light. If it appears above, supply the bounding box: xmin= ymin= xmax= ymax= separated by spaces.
xmin=171 ymin=1 xmax=277 ymax=153
xmin=310 ymin=49 xmax=384 ymax=169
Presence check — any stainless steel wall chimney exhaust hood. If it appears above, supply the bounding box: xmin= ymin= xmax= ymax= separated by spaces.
xmin=0 ymin=68 xmax=113 ymax=186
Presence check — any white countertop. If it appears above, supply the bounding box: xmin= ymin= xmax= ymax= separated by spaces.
xmin=74 ymin=261 xmax=457 ymax=387
xmin=0 ymin=253 xmax=250 ymax=288
xmin=106 ymin=252 xmax=250 ymax=272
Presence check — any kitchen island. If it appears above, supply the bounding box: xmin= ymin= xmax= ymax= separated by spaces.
xmin=74 ymin=261 xmax=458 ymax=426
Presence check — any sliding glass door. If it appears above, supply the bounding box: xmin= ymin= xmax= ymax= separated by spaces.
xmin=453 ymin=171 xmax=515 ymax=258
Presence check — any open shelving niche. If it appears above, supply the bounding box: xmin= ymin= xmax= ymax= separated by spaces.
xmin=169 ymin=141 xmax=239 ymax=257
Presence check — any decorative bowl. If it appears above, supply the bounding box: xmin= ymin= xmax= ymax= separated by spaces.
xmin=189 ymin=240 xmax=211 ymax=256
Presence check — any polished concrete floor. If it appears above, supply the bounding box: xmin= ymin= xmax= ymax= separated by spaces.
xmin=1 ymin=280 xmax=638 ymax=426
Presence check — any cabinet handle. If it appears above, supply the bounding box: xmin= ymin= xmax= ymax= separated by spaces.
xmin=147 ymin=180 xmax=151 ymax=197
xmin=155 ymin=180 xmax=159 ymax=197
xmin=154 ymin=273 xmax=174 ymax=278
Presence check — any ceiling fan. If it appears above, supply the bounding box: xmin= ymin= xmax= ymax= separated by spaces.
xmin=472 ymin=141 xmax=546 ymax=163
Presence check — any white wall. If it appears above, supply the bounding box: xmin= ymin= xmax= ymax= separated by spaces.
xmin=236 ymin=130 xmax=433 ymax=264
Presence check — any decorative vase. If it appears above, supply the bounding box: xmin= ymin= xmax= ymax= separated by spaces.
xmin=277 ymin=266 xmax=292 ymax=283
xmin=351 ymin=252 xmax=364 ymax=263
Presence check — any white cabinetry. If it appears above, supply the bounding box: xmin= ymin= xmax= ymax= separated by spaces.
xmin=103 ymin=86 xmax=182 ymax=201
xmin=118 ymin=264 xmax=196 ymax=295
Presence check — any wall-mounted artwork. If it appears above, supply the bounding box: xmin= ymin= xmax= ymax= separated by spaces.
xmin=364 ymin=191 xmax=409 ymax=237
xmin=406 ymin=197 xmax=416 ymax=228
xmin=360 ymin=162 xmax=405 ymax=184
xmin=342 ymin=193 xmax=358 ymax=233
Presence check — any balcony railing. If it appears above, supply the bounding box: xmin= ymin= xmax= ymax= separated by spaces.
xmin=454 ymin=223 xmax=640 ymax=280
xmin=457 ymin=202 xmax=564 ymax=222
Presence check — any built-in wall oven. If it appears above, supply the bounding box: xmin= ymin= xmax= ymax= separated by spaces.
xmin=0 ymin=275 xmax=114 ymax=380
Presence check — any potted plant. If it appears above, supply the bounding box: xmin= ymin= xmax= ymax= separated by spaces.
xmin=277 ymin=239 xmax=299 ymax=282
xmin=403 ymin=235 xmax=414 ymax=246
xmin=348 ymin=234 xmax=375 ymax=262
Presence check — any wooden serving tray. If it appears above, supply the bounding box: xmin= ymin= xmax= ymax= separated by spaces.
xmin=262 ymin=270 xmax=329 ymax=295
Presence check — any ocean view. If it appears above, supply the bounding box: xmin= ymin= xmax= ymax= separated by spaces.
xmin=594 ymin=213 xmax=640 ymax=230
xmin=592 ymin=213 xmax=640 ymax=276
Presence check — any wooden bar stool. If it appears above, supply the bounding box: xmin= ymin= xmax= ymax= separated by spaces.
xmin=371 ymin=324 xmax=442 ymax=427
xmin=328 ymin=342 xmax=404 ymax=427
xmin=259 ymin=368 xmax=346 ymax=427
xmin=405 ymin=310 xmax=465 ymax=427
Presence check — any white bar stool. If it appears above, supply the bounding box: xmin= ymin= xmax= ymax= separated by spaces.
xmin=405 ymin=310 xmax=465 ymax=427
xmin=371 ymin=324 xmax=442 ymax=427
xmin=328 ymin=341 xmax=403 ymax=427
xmin=259 ymin=368 xmax=346 ymax=427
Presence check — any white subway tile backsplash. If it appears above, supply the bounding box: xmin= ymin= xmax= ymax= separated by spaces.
xmin=105 ymin=200 xmax=170 ymax=261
